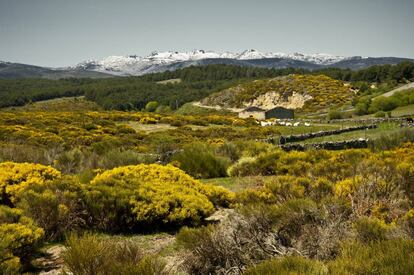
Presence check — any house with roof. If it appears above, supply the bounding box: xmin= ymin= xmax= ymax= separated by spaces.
xmin=238 ymin=106 xmax=294 ymax=120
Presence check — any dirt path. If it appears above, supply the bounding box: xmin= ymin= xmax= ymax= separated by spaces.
xmin=377 ymin=82 xmax=414 ymax=98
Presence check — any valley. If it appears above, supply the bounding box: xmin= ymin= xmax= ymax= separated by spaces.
xmin=1 ymin=61 xmax=414 ymax=275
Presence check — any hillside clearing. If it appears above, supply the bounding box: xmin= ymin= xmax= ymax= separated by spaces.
xmin=377 ymin=82 xmax=414 ymax=98
xmin=2 ymin=96 xmax=102 ymax=112
xmin=156 ymin=78 xmax=182 ymax=84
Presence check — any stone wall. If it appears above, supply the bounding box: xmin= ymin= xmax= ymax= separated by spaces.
xmin=280 ymin=139 xmax=369 ymax=151
xmin=276 ymin=125 xmax=377 ymax=144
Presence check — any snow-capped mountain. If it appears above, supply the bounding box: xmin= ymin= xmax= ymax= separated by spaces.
xmin=74 ymin=49 xmax=351 ymax=76
xmin=3 ymin=51 xmax=410 ymax=79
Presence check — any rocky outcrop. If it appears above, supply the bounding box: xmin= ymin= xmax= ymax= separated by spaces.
xmin=247 ymin=91 xmax=313 ymax=110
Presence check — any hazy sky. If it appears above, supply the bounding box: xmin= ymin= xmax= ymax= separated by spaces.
xmin=1 ymin=0 xmax=413 ymax=67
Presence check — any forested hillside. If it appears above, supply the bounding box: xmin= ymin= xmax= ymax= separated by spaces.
xmin=1 ymin=62 xmax=413 ymax=111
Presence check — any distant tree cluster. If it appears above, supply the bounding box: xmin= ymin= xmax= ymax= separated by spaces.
xmin=315 ymin=61 xmax=414 ymax=83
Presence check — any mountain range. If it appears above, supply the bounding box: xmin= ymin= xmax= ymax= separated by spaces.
xmin=1 ymin=50 xmax=413 ymax=79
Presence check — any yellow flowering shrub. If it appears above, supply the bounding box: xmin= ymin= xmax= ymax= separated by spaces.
xmin=0 ymin=205 xmax=44 ymax=273
xmin=334 ymin=177 xmax=363 ymax=198
xmin=16 ymin=176 xmax=86 ymax=241
xmin=0 ymin=162 xmax=61 ymax=204
xmin=85 ymin=164 xmax=234 ymax=230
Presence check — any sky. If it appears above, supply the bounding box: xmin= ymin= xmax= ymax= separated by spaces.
xmin=0 ymin=0 xmax=413 ymax=67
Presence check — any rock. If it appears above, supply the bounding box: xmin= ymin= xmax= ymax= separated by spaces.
xmin=32 ymin=245 xmax=68 ymax=275
xmin=205 ymin=208 xmax=237 ymax=224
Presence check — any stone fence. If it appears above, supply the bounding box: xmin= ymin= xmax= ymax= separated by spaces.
xmin=276 ymin=124 xmax=377 ymax=144
xmin=280 ymin=139 xmax=369 ymax=151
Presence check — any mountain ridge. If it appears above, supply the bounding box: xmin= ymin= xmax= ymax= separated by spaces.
xmin=73 ymin=50 xmax=414 ymax=76
xmin=1 ymin=50 xmax=413 ymax=79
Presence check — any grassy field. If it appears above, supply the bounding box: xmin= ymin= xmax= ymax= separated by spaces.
xmin=294 ymin=122 xmax=400 ymax=144
xmin=2 ymin=96 xmax=102 ymax=112
xmin=391 ymin=104 xmax=414 ymax=117
xmin=273 ymin=123 xmax=346 ymax=136
xmin=126 ymin=121 xmax=178 ymax=133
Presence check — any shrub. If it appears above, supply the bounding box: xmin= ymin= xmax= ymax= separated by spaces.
xmin=84 ymin=164 xmax=233 ymax=231
xmin=244 ymin=256 xmax=328 ymax=275
xmin=63 ymin=233 xmax=166 ymax=275
xmin=375 ymin=111 xmax=386 ymax=118
xmin=263 ymin=176 xmax=306 ymax=204
xmin=99 ymin=149 xmax=157 ymax=169
xmin=369 ymin=128 xmax=414 ymax=151
xmin=233 ymin=140 xmax=274 ymax=158
xmin=228 ymin=151 xmax=283 ymax=177
xmin=172 ymin=142 xmax=230 ymax=179
xmin=227 ymin=157 xmax=258 ymax=177
xmin=176 ymin=210 xmax=276 ymax=274
xmin=0 ymin=206 xmax=44 ymax=273
xmin=144 ymin=101 xmax=159 ymax=112
xmin=54 ymin=148 xmax=84 ymax=174
xmin=228 ymin=150 xmax=314 ymax=177
xmin=353 ymin=217 xmax=390 ymax=243
xmin=369 ymin=96 xmax=399 ymax=113
xmin=329 ymin=240 xmax=414 ymax=274
xmin=216 ymin=142 xmax=241 ymax=162
xmin=0 ymin=162 xmax=61 ymax=205
xmin=16 ymin=176 xmax=86 ymax=241
xmin=327 ymin=110 xmax=343 ymax=120
xmin=334 ymin=177 xmax=362 ymax=198
xmin=355 ymin=101 xmax=369 ymax=115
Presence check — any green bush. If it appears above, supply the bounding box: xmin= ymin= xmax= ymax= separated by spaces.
xmin=99 ymin=149 xmax=157 ymax=169
xmin=327 ymin=110 xmax=343 ymax=120
xmin=217 ymin=142 xmax=241 ymax=162
xmin=369 ymin=128 xmax=414 ymax=151
xmin=374 ymin=111 xmax=386 ymax=117
xmin=262 ymin=176 xmax=306 ymax=204
xmin=353 ymin=217 xmax=389 ymax=243
xmin=172 ymin=142 xmax=230 ymax=179
xmin=144 ymin=101 xmax=159 ymax=112
xmin=228 ymin=151 xmax=283 ymax=177
xmin=55 ymin=148 xmax=84 ymax=174
xmin=329 ymin=240 xmax=414 ymax=274
xmin=63 ymin=233 xmax=166 ymax=275
xmin=369 ymin=96 xmax=399 ymax=113
xmin=245 ymin=256 xmax=328 ymax=275
xmin=355 ymin=100 xmax=370 ymax=115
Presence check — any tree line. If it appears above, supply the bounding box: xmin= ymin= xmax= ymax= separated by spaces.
xmin=0 ymin=62 xmax=413 ymax=110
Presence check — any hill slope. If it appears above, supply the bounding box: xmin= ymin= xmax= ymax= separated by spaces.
xmin=201 ymin=74 xmax=354 ymax=113
xmin=0 ymin=61 xmax=113 ymax=79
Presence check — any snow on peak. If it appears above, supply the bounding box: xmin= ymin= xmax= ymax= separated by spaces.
xmin=74 ymin=50 xmax=349 ymax=76
xmin=237 ymin=49 xmax=272 ymax=60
